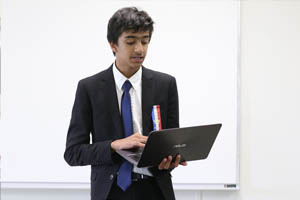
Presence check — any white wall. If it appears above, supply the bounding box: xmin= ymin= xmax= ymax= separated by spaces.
xmin=237 ymin=0 xmax=300 ymax=199
xmin=2 ymin=0 xmax=300 ymax=199
xmin=204 ymin=0 xmax=300 ymax=199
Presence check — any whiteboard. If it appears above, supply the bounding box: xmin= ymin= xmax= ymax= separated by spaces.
xmin=0 ymin=0 xmax=240 ymax=189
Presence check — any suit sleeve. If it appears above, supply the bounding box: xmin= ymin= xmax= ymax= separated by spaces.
xmin=64 ymin=81 xmax=115 ymax=166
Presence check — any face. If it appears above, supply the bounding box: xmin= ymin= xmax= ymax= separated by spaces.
xmin=110 ymin=30 xmax=150 ymax=73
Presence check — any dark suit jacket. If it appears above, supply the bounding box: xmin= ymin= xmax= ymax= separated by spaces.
xmin=64 ymin=65 xmax=179 ymax=200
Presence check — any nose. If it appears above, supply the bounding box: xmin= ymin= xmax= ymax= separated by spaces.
xmin=134 ymin=41 xmax=144 ymax=54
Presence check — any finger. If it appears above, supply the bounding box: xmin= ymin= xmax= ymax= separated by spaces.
xmin=129 ymin=140 xmax=145 ymax=148
xmin=163 ymin=156 xmax=172 ymax=169
xmin=180 ymin=161 xmax=188 ymax=166
xmin=141 ymin=135 xmax=148 ymax=141
xmin=139 ymin=136 xmax=148 ymax=144
xmin=133 ymin=133 xmax=147 ymax=139
xmin=173 ymin=155 xmax=181 ymax=168
xmin=170 ymin=155 xmax=180 ymax=168
xmin=136 ymin=142 xmax=146 ymax=148
xmin=133 ymin=134 xmax=148 ymax=143
xmin=126 ymin=136 xmax=144 ymax=144
xmin=158 ymin=158 xmax=168 ymax=170
xmin=133 ymin=137 xmax=147 ymax=146
xmin=132 ymin=133 xmax=142 ymax=136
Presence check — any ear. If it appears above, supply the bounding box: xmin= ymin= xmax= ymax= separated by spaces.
xmin=109 ymin=42 xmax=118 ymax=54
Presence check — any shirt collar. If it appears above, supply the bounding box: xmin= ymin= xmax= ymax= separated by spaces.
xmin=112 ymin=62 xmax=142 ymax=91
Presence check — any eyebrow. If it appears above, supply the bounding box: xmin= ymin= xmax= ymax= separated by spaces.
xmin=125 ymin=35 xmax=150 ymax=39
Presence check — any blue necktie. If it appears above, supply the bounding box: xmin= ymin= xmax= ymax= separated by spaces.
xmin=117 ymin=80 xmax=133 ymax=191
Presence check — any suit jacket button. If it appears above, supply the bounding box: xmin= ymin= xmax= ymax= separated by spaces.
xmin=110 ymin=174 xmax=114 ymax=180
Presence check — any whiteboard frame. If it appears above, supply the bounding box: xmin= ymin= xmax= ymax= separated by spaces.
xmin=0 ymin=0 xmax=241 ymax=190
xmin=1 ymin=182 xmax=239 ymax=190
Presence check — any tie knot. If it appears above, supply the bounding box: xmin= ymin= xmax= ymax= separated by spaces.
xmin=122 ymin=80 xmax=132 ymax=93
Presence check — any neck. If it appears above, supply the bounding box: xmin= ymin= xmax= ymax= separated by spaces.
xmin=115 ymin=62 xmax=140 ymax=78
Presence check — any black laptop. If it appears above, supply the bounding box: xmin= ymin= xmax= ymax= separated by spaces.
xmin=116 ymin=123 xmax=222 ymax=168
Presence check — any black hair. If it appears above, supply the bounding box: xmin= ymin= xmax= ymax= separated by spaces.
xmin=107 ymin=7 xmax=154 ymax=45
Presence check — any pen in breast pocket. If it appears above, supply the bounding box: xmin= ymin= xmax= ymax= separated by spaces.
xmin=152 ymin=105 xmax=162 ymax=131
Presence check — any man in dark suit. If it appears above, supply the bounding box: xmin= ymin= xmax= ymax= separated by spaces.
xmin=64 ymin=7 xmax=187 ymax=200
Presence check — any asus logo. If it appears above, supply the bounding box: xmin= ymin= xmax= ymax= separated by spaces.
xmin=173 ymin=144 xmax=187 ymax=148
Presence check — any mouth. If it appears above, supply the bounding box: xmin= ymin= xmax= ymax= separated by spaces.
xmin=130 ymin=56 xmax=144 ymax=63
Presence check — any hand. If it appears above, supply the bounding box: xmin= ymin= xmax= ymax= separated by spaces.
xmin=111 ymin=133 xmax=147 ymax=151
xmin=158 ymin=154 xmax=188 ymax=170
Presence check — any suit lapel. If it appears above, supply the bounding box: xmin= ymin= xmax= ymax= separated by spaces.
xmin=142 ymin=67 xmax=154 ymax=136
xmin=102 ymin=66 xmax=124 ymax=139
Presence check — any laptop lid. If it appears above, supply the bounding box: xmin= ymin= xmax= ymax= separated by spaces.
xmin=116 ymin=123 xmax=222 ymax=168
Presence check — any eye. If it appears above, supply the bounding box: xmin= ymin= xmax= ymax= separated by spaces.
xmin=126 ymin=40 xmax=136 ymax=45
xmin=142 ymin=40 xmax=149 ymax=45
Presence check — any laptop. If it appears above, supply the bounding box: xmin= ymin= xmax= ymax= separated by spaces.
xmin=116 ymin=123 xmax=222 ymax=168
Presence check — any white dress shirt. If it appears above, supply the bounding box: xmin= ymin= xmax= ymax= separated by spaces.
xmin=112 ymin=63 xmax=153 ymax=176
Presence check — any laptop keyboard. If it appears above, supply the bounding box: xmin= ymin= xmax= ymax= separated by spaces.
xmin=127 ymin=148 xmax=143 ymax=162
xmin=128 ymin=153 xmax=142 ymax=162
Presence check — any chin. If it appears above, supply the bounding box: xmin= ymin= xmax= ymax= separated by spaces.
xmin=130 ymin=63 xmax=143 ymax=70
